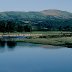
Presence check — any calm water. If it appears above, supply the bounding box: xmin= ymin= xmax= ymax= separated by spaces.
xmin=0 ymin=41 xmax=72 ymax=72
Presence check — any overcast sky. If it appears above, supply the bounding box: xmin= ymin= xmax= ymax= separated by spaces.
xmin=0 ymin=0 xmax=72 ymax=12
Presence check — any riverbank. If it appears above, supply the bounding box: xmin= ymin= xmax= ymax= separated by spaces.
xmin=1 ymin=31 xmax=72 ymax=48
xmin=15 ymin=37 xmax=72 ymax=48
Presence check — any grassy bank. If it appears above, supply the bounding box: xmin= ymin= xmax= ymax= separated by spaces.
xmin=1 ymin=31 xmax=72 ymax=47
xmin=16 ymin=37 xmax=72 ymax=47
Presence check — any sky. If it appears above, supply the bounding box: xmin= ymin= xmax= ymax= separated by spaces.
xmin=0 ymin=0 xmax=72 ymax=12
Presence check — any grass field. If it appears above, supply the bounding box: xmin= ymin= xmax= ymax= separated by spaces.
xmin=0 ymin=31 xmax=72 ymax=37
xmin=0 ymin=31 xmax=72 ymax=34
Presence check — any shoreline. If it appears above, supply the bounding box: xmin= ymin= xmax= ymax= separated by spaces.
xmin=0 ymin=37 xmax=72 ymax=48
xmin=15 ymin=37 xmax=72 ymax=48
xmin=0 ymin=31 xmax=72 ymax=48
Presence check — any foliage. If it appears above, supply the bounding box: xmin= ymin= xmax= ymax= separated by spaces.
xmin=0 ymin=11 xmax=72 ymax=32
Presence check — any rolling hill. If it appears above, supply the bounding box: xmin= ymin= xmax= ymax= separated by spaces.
xmin=41 ymin=9 xmax=72 ymax=19
xmin=0 ymin=9 xmax=72 ymax=20
xmin=0 ymin=9 xmax=72 ymax=32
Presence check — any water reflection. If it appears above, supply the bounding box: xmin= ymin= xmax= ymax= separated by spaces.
xmin=0 ymin=41 xmax=5 ymax=47
xmin=0 ymin=36 xmax=72 ymax=53
xmin=0 ymin=38 xmax=17 ymax=53
xmin=7 ymin=41 xmax=17 ymax=48
xmin=0 ymin=40 xmax=16 ymax=48
xmin=0 ymin=40 xmax=72 ymax=72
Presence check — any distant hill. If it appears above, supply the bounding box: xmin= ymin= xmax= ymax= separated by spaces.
xmin=41 ymin=9 xmax=72 ymax=19
xmin=0 ymin=9 xmax=72 ymax=32
xmin=0 ymin=11 xmax=46 ymax=20
xmin=0 ymin=9 xmax=72 ymax=20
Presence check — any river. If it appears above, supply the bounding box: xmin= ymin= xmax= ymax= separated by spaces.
xmin=0 ymin=41 xmax=72 ymax=72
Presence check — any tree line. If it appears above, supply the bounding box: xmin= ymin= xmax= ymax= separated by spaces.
xmin=0 ymin=19 xmax=72 ymax=32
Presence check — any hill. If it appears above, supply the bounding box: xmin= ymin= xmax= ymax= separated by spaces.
xmin=0 ymin=9 xmax=72 ymax=20
xmin=0 ymin=9 xmax=72 ymax=32
xmin=41 ymin=9 xmax=72 ymax=19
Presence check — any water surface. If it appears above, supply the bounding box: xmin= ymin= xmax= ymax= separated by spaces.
xmin=0 ymin=41 xmax=72 ymax=72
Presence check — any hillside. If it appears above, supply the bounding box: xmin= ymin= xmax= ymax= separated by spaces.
xmin=41 ymin=9 xmax=72 ymax=19
xmin=0 ymin=9 xmax=72 ymax=20
xmin=0 ymin=9 xmax=72 ymax=32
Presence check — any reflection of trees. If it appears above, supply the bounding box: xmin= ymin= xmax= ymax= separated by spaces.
xmin=0 ymin=40 xmax=5 ymax=53
xmin=7 ymin=41 xmax=17 ymax=48
xmin=0 ymin=38 xmax=17 ymax=49
xmin=0 ymin=38 xmax=17 ymax=52
xmin=0 ymin=40 xmax=5 ymax=47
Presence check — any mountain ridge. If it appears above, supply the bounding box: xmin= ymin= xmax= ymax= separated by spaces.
xmin=0 ymin=9 xmax=72 ymax=20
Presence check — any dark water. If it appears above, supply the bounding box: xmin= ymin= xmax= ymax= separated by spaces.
xmin=0 ymin=41 xmax=72 ymax=72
